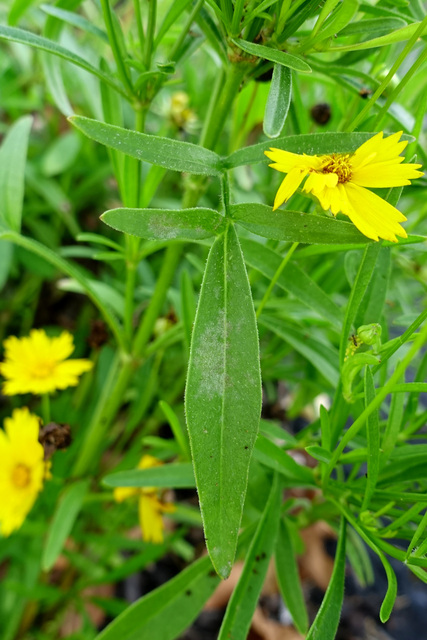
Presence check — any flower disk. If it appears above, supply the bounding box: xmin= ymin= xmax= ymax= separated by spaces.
xmin=0 ymin=408 xmax=48 ymax=536
xmin=0 ymin=329 xmax=93 ymax=396
xmin=265 ymin=131 xmax=423 ymax=242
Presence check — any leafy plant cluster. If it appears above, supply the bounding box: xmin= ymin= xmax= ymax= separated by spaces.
xmin=0 ymin=0 xmax=427 ymax=639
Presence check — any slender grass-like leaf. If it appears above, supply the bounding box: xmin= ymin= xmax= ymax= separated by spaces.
xmin=0 ymin=115 xmax=32 ymax=232
xmin=95 ymin=555 xmax=220 ymax=640
xmin=306 ymin=517 xmax=346 ymax=640
xmin=254 ymin=435 xmax=315 ymax=484
xmin=70 ymin=116 xmax=223 ymax=176
xmin=330 ymin=20 xmax=427 ymax=51
xmin=0 ymin=25 xmax=125 ymax=96
xmin=185 ymin=224 xmax=262 ymax=578
xmin=103 ymin=463 xmax=195 ymax=488
xmin=232 ymin=38 xmax=312 ymax=73
xmin=101 ymin=207 xmax=226 ymax=240
xmin=218 ymin=473 xmax=282 ymax=640
xmin=42 ymin=480 xmax=89 ymax=571
xmin=275 ymin=518 xmax=309 ymax=634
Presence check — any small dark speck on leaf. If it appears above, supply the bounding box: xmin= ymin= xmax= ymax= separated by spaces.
xmin=186 ymin=590 xmax=192 ymax=596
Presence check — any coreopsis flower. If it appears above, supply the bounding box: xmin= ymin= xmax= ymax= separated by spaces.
xmin=114 ymin=455 xmax=175 ymax=544
xmin=0 ymin=329 xmax=93 ymax=395
xmin=0 ymin=408 xmax=49 ymax=536
xmin=265 ymin=131 xmax=423 ymax=242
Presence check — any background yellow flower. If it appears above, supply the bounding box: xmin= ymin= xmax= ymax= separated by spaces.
xmin=114 ymin=455 xmax=175 ymax=543
xmin=0 ymin=408 xmax=47 ymax=536
xmin=265 ymin=131 xmax=423 ymax=242
xmin=0 ymin=329 xmax=93 ymax=395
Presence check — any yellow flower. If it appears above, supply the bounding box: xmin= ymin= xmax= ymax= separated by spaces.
xmin=114 ymin=455 xmax=175 ymax=544
xmin=265 ymin=131 xmax=423 ymax=242
xmin=0 ymin=408 xmax=48 ymax=536
xmin=0 ymin=329 xmax=93 ymax=395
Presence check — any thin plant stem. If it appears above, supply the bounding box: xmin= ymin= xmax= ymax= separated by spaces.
xmin=143 ymin=0 xmax=157 ymax=70
xmin=133 ymin=0 xmax=145 ymax=57
xmin=41 ymin=393 xmax=51 ymax=425
xmin=346 ymin=14 xmax=427 ymax=132
xmin=100 ymin=0 xmax=134 ymax=97
xmin=256 ymin=243 xmax=299 ymax=318
xmin=169 ymin=0 xmax=205 ymax=62
xmin=374 ymin=46 xmax=427 ymax=129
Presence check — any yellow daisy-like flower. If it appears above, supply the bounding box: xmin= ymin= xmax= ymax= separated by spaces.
xmin=0 ymin=329 xmax=93 ymax=395
xmin=265 ymin=131 xmax=423 ymax=242
xmin=114 ymin=455 xmax=175 ymax=544
xmin=0 ymin=408 xmax=48 ymax=536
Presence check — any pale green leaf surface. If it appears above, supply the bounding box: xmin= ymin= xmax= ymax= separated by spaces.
xmin=263 ymin=64 xmax=292 ymax=138
xmin=232 ymin=38 xmax=312 ymax=73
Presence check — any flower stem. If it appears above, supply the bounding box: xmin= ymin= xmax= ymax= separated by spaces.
xmin=41 ymin=393 xmax=51 ymax=425
xmin=99 ymin=0 xmax=134 ymax=98
xmin=256 ymin=242 xmax=299 ymax=318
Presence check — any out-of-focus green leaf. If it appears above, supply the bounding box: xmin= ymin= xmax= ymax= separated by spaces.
xmin=232 ymin=39 xmax=312 ymax=73
xmin=42 ymin=480 xmax=89 ymax=572
xmin=0 ymin=115 xmax=32 ymax=231
xmin=103 ymin=463 xmax=195 ymax=488
xmin=361 ymin=368 xmax=380 ymax=510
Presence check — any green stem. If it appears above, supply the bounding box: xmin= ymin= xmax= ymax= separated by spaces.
xmin=143 ymin=0 xmax=157 ymax=70
xmin=256 ymin=243 xmax=299 ymax=318
xmin=132 ymin=244 xmax=182 ymax=358
xmin=373 ymin=46 xmax=427 ymax=129
xmin=100 ymin=0 xmax=134 ymax=97
xmin=169 ymin=0 xmax=205 ymax=61
xmin=346 ymin=14 xmax=427 ymax=132
xmin=133 ymin=0 xmax=145 ymax=56
xmin=230 ymin=0 xmax=245 ymax=36
xmin=41 ymin=394 xmax=51 ymax=424
xmin=71 ymin=354 xmax=135 ymax=477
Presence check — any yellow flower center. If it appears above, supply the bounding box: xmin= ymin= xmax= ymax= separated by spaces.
xmin=11 ymin=464 xmax=31 ymax=488
xmin=321 ymin=154 xmax=352 ymax=183
xmin=31 ymin=361 xmax=56 ymax=379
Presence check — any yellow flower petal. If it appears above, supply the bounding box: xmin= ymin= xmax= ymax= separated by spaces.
xmin=273 ymin=169 xmax=308 ymax=209
xmin=139 ymin=494 xmax=165 ymax=544
xmin=352 ymin=161 xmax=423 ymax=188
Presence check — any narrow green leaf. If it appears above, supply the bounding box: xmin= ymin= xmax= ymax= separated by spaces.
xmin=224 ymin=131 xmax=413 ymax=169
xmin=263 ymin=64 xmax=292 ymax=138
xmin=240 ymin=238 xmax=343 ymax=329
xmin=231 ymin=204 xmax=375 ymax=245
xmin=305 ymin=445 xmax=332 ymax=464
xmin=159 ymin=401 xmax=191 ymax=460
xmin=180 ymin=269 xmax=197 ymax=351
xmin=260 ymin=316 xmax=340 ymax=386
xmin=40 ymin=4 xmax=109 ymax=41
xmin=302 ymin=0 xmax=359 ymax=49
xmin=0 ymin=115 xmax=32 ymax=231
xmin=379 ymin=559 xmax=398 ymax=623
xmin=0 ymin=25 xmax=125 ymax=96
xmin=218 ymin=474 xmax=282 ymax=640
xmin=70 ymin=116 xmax=223 ymax=176
xmin=306 ymin=517 xmax=346 ymax=640
xmin=361 ymin=368 xmax=380 ymax=511
xmin=185 ymin=224 xmax=262 ymax=578
xmin=254 ymin=435 xmax=314 ymax=484
xmin=339 ymin=17 xmax=407 ymax=36
xmin=381 ymin=372 xmax=405 ymax=464
xmin=155 ymin=0 xmax=192 ymax=46
xmin=330 ymin=19 xmax=427 ymax=51
xmin=101 ymin=207 xmax=226 ymax=241
xmin=42 ymin=480 xmax=89 ymax=572
xmin=103 ymin=463 xmax=195 ymax=488
xmin=356 ymin=246 xmax=391 ymax=327
xmin=95 ymin=555 xmax=220 ymax=640
xmin=232 ymin=38 xmax=312 ymax=73
xmin=275 ymin=518 xmax=309 ymax=634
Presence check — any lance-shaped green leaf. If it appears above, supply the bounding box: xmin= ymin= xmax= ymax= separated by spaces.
xmin=42 ymin=480 xmax=89 ymax=572
xmin=101 ymin=207 xmax=226 ymax=241
xmin=361 ymin=367 xmax=380 ymax=511
xmin=232 ymin=38 xmax=312 ymax=73
xmin=95 ymin=555 xmax=220 ymax=640
xmin=70 ymin=116 xmax=223 ymax=176
xmin=263 ymin=64 xmax=292 ymax=139
xmin=306 ymin=517 xmax=346 ymax=640
xmin=103 ymin=463 xmax=195 ymax=489
xmin=224 ymin=131 xmax=413 ymax=169
xmin=218 ymin=473 xmax=282 ymax=639
xmin=0 ymin=25 xmax=125 ymax=96
xmin=185 ymin=224 xmax=262 ymax=579
xmin=0 ymin=115 xmax=32 ymax=232
xmin=330 ymin=19 xmax=427 ymax=51
xmin=231 ymin=204 xmax=371 ymax=245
